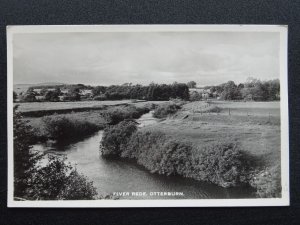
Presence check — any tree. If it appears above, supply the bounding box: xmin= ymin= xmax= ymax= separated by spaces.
xmin=13 ymin=106 xmax=42 ymax=198
xmin=190 ymin=91 xmax=202 ymax=101
xmin=64 ymin=87 xmax=81 ymax=101
xmin=31 ymin=155 xmax=97 ymax=200
xmin=187 ymin=81 xmax=197 ymax=88
xmin=220 ymin=81 xmax=239 ymax=100
xmin=22 ymin=88 xmax=37 ymax=102
xmin=13 ymin=106 xmax=98 ymax=200
xmin=40 ymin=87 xmax=48 ymax=96
xmin=44 ymin=91 xmax=60 ymax=102
xmin=92 ymin=86 xmax=107 ymax=97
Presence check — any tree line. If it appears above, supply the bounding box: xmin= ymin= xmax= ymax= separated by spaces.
xmin=189 ymin=78 xmax=280 ymax=101
xmin=14 ymin=78 xmax=280 ymax=102
xmin=93 ymin=82 xmax=190 ymax=101
xmin=208 ymin=78 xmax=280 ymax=101
xmin=15 ymin=82 xmax=190 ymax=102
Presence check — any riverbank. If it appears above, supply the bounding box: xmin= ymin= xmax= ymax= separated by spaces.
xmin=23 ymin=103 xmax=156 ymax=144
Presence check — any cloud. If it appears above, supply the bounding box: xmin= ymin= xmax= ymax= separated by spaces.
xmin=13 ymin=31 xmax=280 ymax=86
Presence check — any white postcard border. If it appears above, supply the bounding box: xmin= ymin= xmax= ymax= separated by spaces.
xmin=7 ymin=25 xmax=289 ymax=207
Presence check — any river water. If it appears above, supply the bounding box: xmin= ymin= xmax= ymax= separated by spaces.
xmin=33 ymin=111 xmax=255 ymax=199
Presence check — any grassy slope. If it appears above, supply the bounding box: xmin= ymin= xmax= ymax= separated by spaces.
xmin=143 ymin=101 xmax=281 ymax=169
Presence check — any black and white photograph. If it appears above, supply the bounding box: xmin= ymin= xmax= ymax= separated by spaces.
xmin=7 ymin=25 xmax=289 ymax=207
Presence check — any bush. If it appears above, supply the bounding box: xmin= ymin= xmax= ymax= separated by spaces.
xmin=249 ymin=165 xmax=281 ymax=198
xmin=190 ymin=142 xmax=247 ymax=187
xmin=100 ymin=105 xmax=149 ymax=125
xmin=42 ymin=115 xmax=99 ymax=142
xmin=31 ymin=155 xmax=97 ymax=200
xmin=120 ymin=129 xmax=248 ymax=187
xmin=153 ymin=103 xmax=181 ymax=119
xmin=121 ymin=130 xmax=193 ymax=176
xmin=100 ymin=121 xmax=138 ymax=157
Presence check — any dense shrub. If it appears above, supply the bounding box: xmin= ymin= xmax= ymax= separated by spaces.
xmin=121 ymin=130 xmax=193 ymax=176
xmin=31 ymin=155 xmax=97 ymax=200
xmin=249 ymin=165 xmax=281 ymax=198
xmin=153 ymin=103 xmax=181 ymax=119
xmin=100 ymin=105 xmax=149 ymax=125
xmin=100 ymin=121 xmax=138 ymax=157
xmin=120 ymin=129 xmax=248 ymax=187
xmin=190 ymin=142 xmax=247 ymax=187
xmin=42 ymin=115 xmax=99 ymax=142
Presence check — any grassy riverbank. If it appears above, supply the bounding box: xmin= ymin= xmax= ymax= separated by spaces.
xmin=150 ymin=101 xmax=281 ymax=197
xmin=23 ymin=104 xmax=153 ymax=144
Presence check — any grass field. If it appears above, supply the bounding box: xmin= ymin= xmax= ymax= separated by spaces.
xmin=14 ymin=100 xmax=133 ymax=112
xmin=14 ymin=100 xmax=169 ymax=116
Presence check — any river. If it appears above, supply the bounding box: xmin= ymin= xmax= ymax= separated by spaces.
xmin=33 ymin=111 xmax=255 ymax=199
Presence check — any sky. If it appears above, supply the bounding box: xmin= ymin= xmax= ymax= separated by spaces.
xmin=13 ymin=31 xmax=280 ymax=86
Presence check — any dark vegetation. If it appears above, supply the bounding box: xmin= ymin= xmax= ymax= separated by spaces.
xmin=186 ymin=81 xmax=197 ymax=88
xmin=13 ymin=106 xmax=98 ymax=200
xmin=153 ymin=103 xmax=181 ymax=119
xmin=16 ymin=82 xmax=190 ymax=102
xmin=100 ymin=121 xmax=138 ymax=158
xmin=28 ymin=105 xmax=150 ymax=144
xmin=100 ymin=105 xmax=150 ymax=125
xmin=95 ymin=82 xmax=190 ymax=101
xmin=207 ymin=78 xmax=280 ymax=101
xmin=249 ymin=165 xmax=281 ymax=198
xmin=100 ymin=122 xmax=281 ymax=197
xmin=15 ymin=78 xmax=279 ymax=103
xmin=42 ymin=116 xmax=99 ymax=142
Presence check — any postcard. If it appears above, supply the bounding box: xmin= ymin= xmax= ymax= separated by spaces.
xmin=7 ymin=25 xmax=289 ymax=207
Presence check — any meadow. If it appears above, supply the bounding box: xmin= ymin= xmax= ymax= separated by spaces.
xmin=147 ymin=101 xmax=280 ymax=166
xmin=14 ymin=100 xmax=133 ymax=112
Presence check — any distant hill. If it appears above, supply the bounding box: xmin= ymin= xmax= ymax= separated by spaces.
xmin=33 ymin=82 xmax=65 ymax=86
xmin=13 ymin=82 xmax=66 ymax=94
xmin=14 ymin=84 xmax=33 ymax=94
